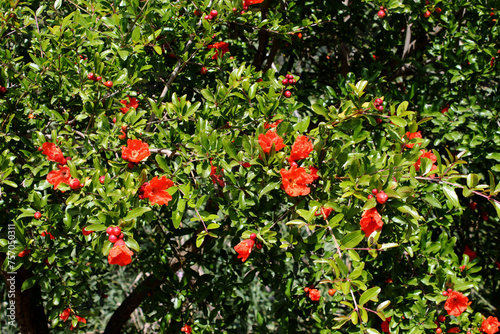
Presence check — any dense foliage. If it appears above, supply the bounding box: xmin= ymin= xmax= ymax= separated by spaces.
xmin=1 ymin=0 xmax=499 ymax=333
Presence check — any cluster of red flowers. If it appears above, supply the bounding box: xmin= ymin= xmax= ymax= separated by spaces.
xmin=258 ymin=129 xmax=318 ymax=197
xmin=401 ymin=131 xmax=439 ymax=174
xmin=304 ymin=287 xmax=321 ymax=301
xmin=108 ymin=240 xmax=134 ymax=266
xmin=359 ymin=208 xmax=384 ymax=237
xmin=207 ymin=42 xmax=229 ymax=60
xmin=138 ymin=176 xmax=174 ymax=206
xmin=122 ymin=139 xmax=151 ymax=163
xmin=119 ymin=96 xmax=139 ymax=114
xmin=41 ymin=142 xmax=83 ymax=190
xmin=59 ymin=307 xmax=86 ymax=330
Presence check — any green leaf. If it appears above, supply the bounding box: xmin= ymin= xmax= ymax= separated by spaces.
xmin=196 ymin=232 xmax=207 ymax=248
xmin=378 ymin=243 xmax=398 ymax=250
xmin=124 ymin=207 xmax=151 ymax=221
xmin=359 ymin=287 xmax=381 ymax=305
xmin=21 ymin=277 xmax=37 ymax=292
xmin=377 ymin=300 xmax=391 ymax=312
xmin=340 ymin=231 xmax=365 ymax=249
xmin=258 ymin=182 xmax=279 ymax=199
xmin=442 ymin=184 xmax=460 ymax=208
xmin=126 ymin=237 xmax=140 ymax=252
xmin=173 ymin=199 xmax=186 ymax=228
xmin=207 ymin=223 xmax=220 ymax=229
xmin=86 ymin=224 xmax=107 ymax=232
xmin=389 ymin=116 xmax=407 ymax=127
xmin=424 ymin=194 xmax=442 ymax=208
xmin=222 ymin=138 xmax=238 ymax=160
xmin=155 ymin=155 xmax=171 ymax=173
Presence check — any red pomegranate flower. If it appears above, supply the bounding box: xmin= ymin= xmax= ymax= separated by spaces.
xmin=414 ymin=149 xmax=437 ymax=171
xmin=210 ymin=161 xmax=225 ymax=187
xmin=264 ymin=119 xmax=283 ymax=129
xmin=381 ymin=316 xmax=391 ymax=333
xmin=288 ymin=135 xmax=314 ymax=163
xmin=360 ymin=208 xmax=383 ymax=237
xmin=308 ymin=288 xmax=321 ymax=301
xmin=108 ymin=241 xmax=134 ymax=266
xmin=244 ymin=0 xmax=264 ymax=5
xmin=119 ymin=96 xmax=139 ymax=114
xmin=258 ymin=130 xmax=286 ymax=154
xmin=480 ymin=316 xmax=500 ymax=334
xmin=404 ymin=131 xmax=422 ymax=148
xmin=122 ymin=139 xmax=150 ymax=163
xmin=60 ymin=308 xmax=71 ymax=322
xmin=41 ymin=230 xmax=55 ymax=239
xmin=47 ymin=166 xmax=72 ymax=189
xmin=280 ymin=165 xmax=316 ymax=197
xmin=444 ymin=291 xmax=469 ymax=317
xmin=234 ymin=237 xmax=256 ymax=262
xmin=309 ymin=166 xmax=319 ymax=181
xmin=447 ymin=328 xmax=460 ymax=333
xmin=75 ymin=316 xmax=86 ymax=324
xmin=320 ymin=207 xmax=334 ymax=220
xmin=143 ymin=176 xmax=174 ymax=206
xmin=463 ymin=245 xmax=477 ymax=260
xmin=207 ymin=42 xmax=229 ymax=60
xmin=41 ymin=142 xmax=66 ymax=164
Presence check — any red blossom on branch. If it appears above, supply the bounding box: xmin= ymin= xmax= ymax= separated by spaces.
xmin=120 ymin=96 xmax=139 ymax=114
xmin=234 ymin=234 xmax=256 ymax=262
xmin=207 ymin=42 xmax=229 ymax=59
xmin=280 ymin=165 xmax=316 ymax=197
xmin=480 ymin=316 xmax=500 ymax=334
xmin=414 ymin=149 xmax=437 ymax=171
xmin=244 ymin=0 xmax=264 ymax=5
xmin=46 ymin=166 xmax=72 ymax=190
xmin=258 ymin=130 xmax=286 ymax=154
xmin=404 ymin=131 xmax=422 ymax=148
xmin=108 ymin=240 xmax=134 ymax=266
xmin=143 ymin=176 xmax=174 ymax=206
xmin=122 ymin=139 xmax=150 ymax=163
xmin=444 ymin=291 xmax=469 ymax=317
xmin=288 ymin=135 xmax=314 ymax=163
xmin=41 ymin=142 xmax=66 ymax=164
xmin=360 ymin=208 xmax=383 ymax=237
xmin=60 ymin=308 xmax=71 ymax=322
xmin=264 ymin=119 xmax=283 ymax=129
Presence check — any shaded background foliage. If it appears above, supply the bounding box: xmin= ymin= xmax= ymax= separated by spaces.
xmin=1 ymin=0 xmax=499 ymax=333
